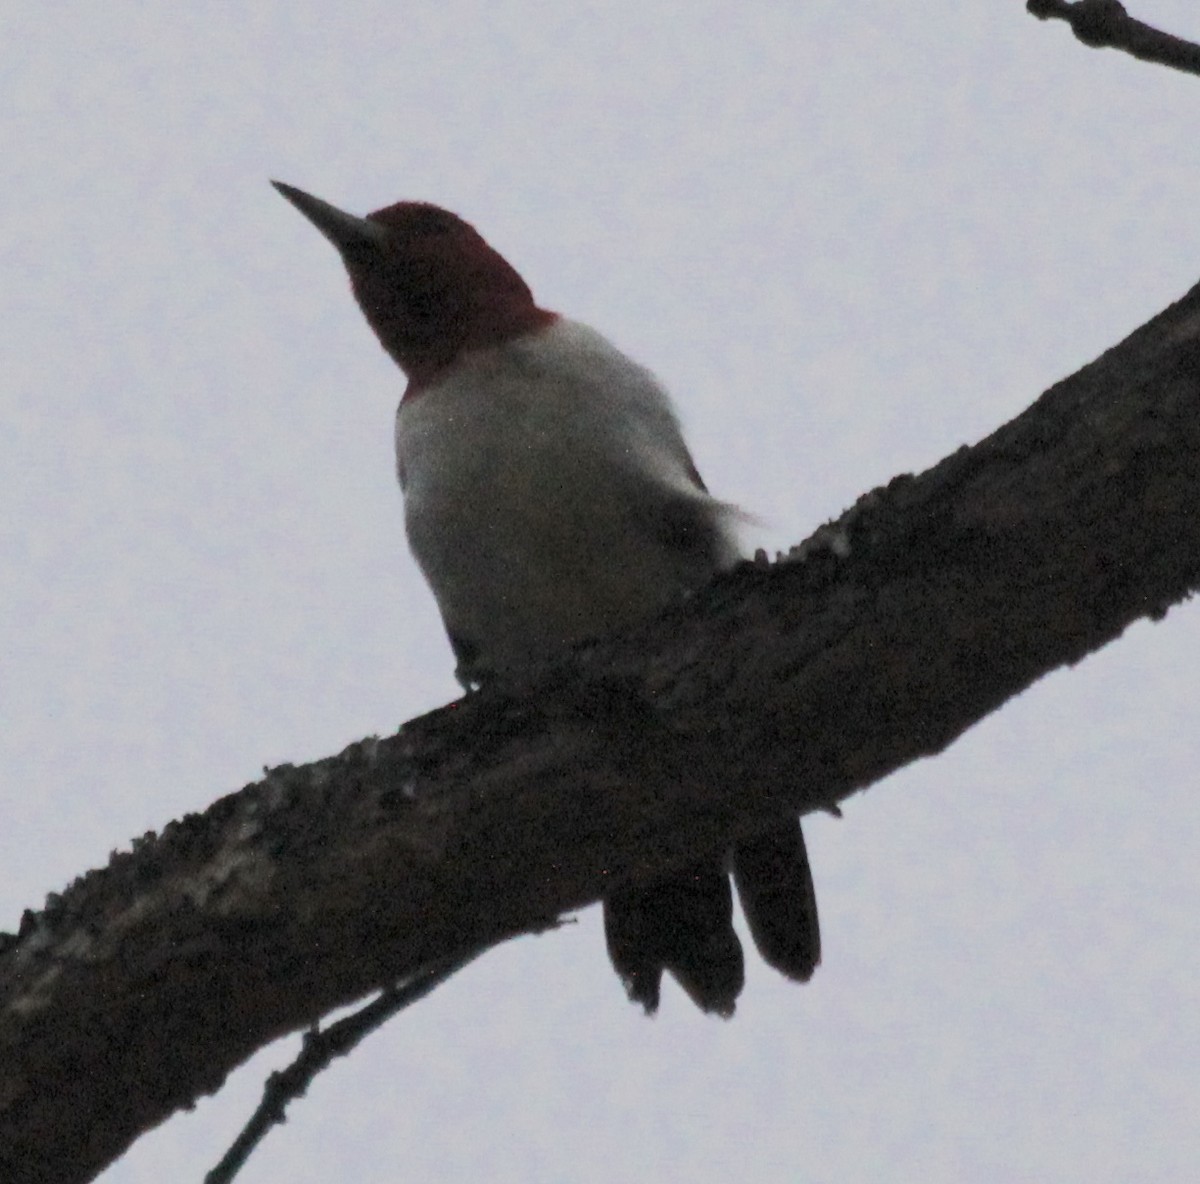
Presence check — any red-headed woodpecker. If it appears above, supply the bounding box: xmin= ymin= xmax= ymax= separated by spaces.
xmin=273 ymin=182 xmax=820 ymax=1014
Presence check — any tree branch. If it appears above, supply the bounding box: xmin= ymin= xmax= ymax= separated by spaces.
xmin=1027 ymin=0 xmax=1200 ymax=76
xmin=203 ymin=947 xmax=489 ymax=1184
xmin=3 ymin=278 xmax=1200 ymax=1184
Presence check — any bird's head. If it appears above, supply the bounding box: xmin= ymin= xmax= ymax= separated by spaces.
xmin=272 ymin=182 xmax=554 ymax=387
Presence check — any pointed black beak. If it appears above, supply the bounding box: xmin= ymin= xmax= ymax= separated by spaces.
xmin=271 ymin=181 xmax=390 ymax=257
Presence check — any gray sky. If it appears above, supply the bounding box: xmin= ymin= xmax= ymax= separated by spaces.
xmin=4 ymin=3 xmax=1200 ymax=1181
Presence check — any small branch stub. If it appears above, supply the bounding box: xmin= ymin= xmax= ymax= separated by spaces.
xmin=1027 ymin=0 xmax=1200 ymax=76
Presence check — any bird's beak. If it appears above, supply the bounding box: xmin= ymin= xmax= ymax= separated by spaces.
xmin=271 ymin=181 xmax=390 ymax=255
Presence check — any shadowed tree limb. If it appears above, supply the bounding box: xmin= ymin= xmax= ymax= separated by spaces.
xmin=3 ymin=278 xmax=1200 ymax=1184
xmin=1028 ymin=0 xmax=1200 ymax=76
xmin=203 ymin=947 xmax=489 ymax=1184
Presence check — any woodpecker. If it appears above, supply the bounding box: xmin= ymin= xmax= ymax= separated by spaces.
xmin=272 ymin=182 xmax=820 ymax=1015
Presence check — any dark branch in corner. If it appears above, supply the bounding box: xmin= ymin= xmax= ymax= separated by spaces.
xmin=3 ymin=277 xmax=1200 ymax=1184
xmin=204 ymin=948 xmax=487 ymax=1184
xmin=1028 ymin=0 xmax=1200 ymax=76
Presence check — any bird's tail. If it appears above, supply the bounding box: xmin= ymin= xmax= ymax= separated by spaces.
xmin=604 ymin=860 xmax=744 ymax=1016
xmin=731 ymin=817 xmax=821 ymax=983
xmin=604 ymin=817 xmax=820 ymax=1015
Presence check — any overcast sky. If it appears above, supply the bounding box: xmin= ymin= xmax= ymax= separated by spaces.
xmin=4 ymin=3 xmax=1200 ymax=1182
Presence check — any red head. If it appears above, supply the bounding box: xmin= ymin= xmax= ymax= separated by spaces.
xmin=273 ymin=183 xmax=555 ymax=388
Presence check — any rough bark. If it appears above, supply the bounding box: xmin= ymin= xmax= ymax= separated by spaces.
xmin=3 ymin=279 xmax=1199 ymax=1184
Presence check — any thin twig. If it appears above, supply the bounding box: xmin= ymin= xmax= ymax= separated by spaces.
xmin=204 ymin=948 xmax=487 ymax=1184
xmin=1027 ymin=0 xmax=1200 ymax=76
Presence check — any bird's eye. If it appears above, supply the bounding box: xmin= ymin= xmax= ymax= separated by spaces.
xmin=340 ymin=239 xmax=380 ymax=267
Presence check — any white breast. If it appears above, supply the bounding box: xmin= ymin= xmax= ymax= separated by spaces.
xmin=395 ymin=318 xmax=739 ymax=673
